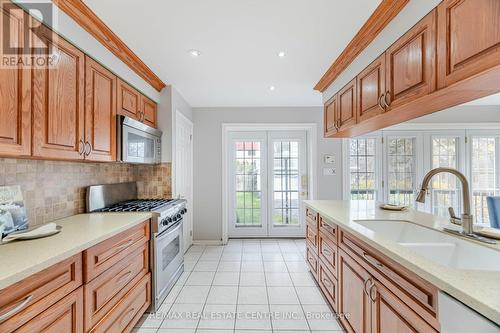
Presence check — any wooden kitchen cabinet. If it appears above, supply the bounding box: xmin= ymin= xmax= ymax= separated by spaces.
xmin=141 ymin=95 xmax=158 ymax=128
xmin=437 ymin=0 xmax=500 ymax=89
xmin=338 ymin=249 xmax=372 ymax=333
xmin=0 ymin=5 xmax=31 ymax=157
xmin=117 ymin=78 xmax=141 ymax=119
xmin=324 ymin=94 xmax=338 ymax=137
xmin=117 ymin=79 xmax=158 ymax=128
xmin=15 ymin=288 xmax=84 ymax=333
xmin=32 ymin=24 xmax=86 ymax=160
xmin=371 ymin=280 xmax=438 ymax=333
xmin=84 ymin=57 xmax=117 ymax=162
xmin=337 ymin=79 xmax=357 ymax=131
xmin=385 ymin=10 xmax=437 ymax=110
xmin=357 ymin=54 xmax=386 ymax=122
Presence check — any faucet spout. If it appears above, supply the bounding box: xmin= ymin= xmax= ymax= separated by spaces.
xmin=416 ymin=167 xmax=473 ymax=234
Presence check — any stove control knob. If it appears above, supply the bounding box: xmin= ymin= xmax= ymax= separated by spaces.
xmin=167 ymin=217 xmax=173 ymax=223
xmin=162 ymin=220 xmax=168 ymax=226
xmin=180 ymin=208 xmax=187 ymax=215
xmin=176 ymin=214 xmax=182 ymax=219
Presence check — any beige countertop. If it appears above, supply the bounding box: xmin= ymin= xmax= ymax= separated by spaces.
xmin=304 ymin=200 xmax=500 ymax=325
xmin=0 ymin=212 xmax=152 ymax=290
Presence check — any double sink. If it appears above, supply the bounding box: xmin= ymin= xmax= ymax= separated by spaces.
xmin=354 ymin=219 xmax=500 ymax=272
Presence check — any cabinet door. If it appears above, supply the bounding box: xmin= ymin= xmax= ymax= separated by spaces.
xmin=324 ymin=95 xmax=337 ymax=137
xmin=437 ymin=0 xmax=500 ymax=88
xmin=338 ymin=250 xmax=372 ymax=333
xmin=85 ymin=57 xmax=117 ymax=162
xmin=15 ymin=287 xmax=84 ymax=333
xmin=385 ymin=10 xmax=436 ymax=109
xmin=337 ymin=79 xmax=357 ymax=131
xmin=357 ymin=54 xmax=385 ymax=122
xmin=117 ymin=79 xmax=141 ymax=120
xmin=0 ymin=5 xmax=31 ymax=157
xmin=32 ymin=26 xmax=85 ymax=160
xmin=141 ymin=95 xmax=157 ymax=128
xmin=371 ymin=280 xmax=438 ymax=333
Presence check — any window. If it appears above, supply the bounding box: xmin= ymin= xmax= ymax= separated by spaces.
xmin=470 ymin=136 xmax=500 ymax=225
xmin=386 ymin=137 xmax=418 ymax=207
xmin=235 ymin=141 xmax=262 ymax=226
xmin=430 ymin=137 xmax=461 ymax=217
xmin=346 ymin=138 xmax=378 ymax=200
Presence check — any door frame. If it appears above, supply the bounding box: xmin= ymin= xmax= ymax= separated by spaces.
xmin=222 ymin=123 xmax=318 ymax=244
xmin=173 ymin=110 xmax=194 ymax=251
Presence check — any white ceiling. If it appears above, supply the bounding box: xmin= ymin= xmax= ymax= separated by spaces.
xmin=463 ymin=93 xmax=500 ymax=106
xmin=83 ymin=0 xmax=381 ymax=107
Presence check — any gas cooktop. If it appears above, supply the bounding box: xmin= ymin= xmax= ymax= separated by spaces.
xmin=94 ymin=199 xmax=175 ymax=212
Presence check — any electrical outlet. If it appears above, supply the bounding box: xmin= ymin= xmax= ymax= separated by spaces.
xmin=324 ymin=154 xmax=335 ymax=164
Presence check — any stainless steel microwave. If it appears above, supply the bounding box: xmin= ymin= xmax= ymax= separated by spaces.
xmin=117 ymin=116 xmax=162 ymax=164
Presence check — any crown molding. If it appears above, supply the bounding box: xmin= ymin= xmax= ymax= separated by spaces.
xmin=52 ymin=0 xmax=166 ymax=92
xmin=314 ymin=0 xmax=409 ymax=92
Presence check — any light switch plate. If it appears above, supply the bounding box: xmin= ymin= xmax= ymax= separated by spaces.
xmin=323 ymin=168 xmax=336 ymax=176
xmin=324 ymin=154 xmax=335 ymax=164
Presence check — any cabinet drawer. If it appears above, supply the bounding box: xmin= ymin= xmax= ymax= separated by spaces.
xmin=318 ymin=260 xmax=338 ymax=311
xmin=90 ymin=273 xmax=151 ymax=333
xmin=318 ymin=231 xmax=337 ymax=278
xmin=305 ymin=207 xmax=318 ymax=226
xmin=306 ymin=245 xmax=318 ymax=279
xmin=339 ymin=229 xmax=439 ymax=321
xmin=84 ymin=243 xmax=149 ymax=331
xmin=84 ymin=221 xmax=149 ymax=282
xmin=15 ymin=287 xmax=83 ymax=333
xmin=0 ymin=254 xmax=82 ymax=333
xmin=305 ymin=222 xmax=318 ymax=250
xmin=319 ymin=215 xmax=337 ymax=244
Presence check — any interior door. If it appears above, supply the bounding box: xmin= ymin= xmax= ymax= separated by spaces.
xmin=174 ymin=111 xmax=194 ymax=251
xmin=268 ymin=131 xmax=307 ymax=237
xmin=228 ymin=130 xmax=308 ymax=238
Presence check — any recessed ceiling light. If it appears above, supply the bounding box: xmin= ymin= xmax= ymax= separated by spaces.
xmin=188 ymin=49 xmax=201 ymax=57
xmin=278 ymin=51 xmax=286 ymax=58
xmin=269 ymin=86 xmax=276 ymax=91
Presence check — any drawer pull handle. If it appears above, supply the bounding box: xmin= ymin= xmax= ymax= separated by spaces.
xmin=115 ymin=239 xmax=134 ymax=253
xmin=120 ymin=307 xmax=136 ymax=326
xmin=117 ymin=271 xmax=133 ymax=284
xmin=322 ymin=277 xmax=332 ymax=288
xmin=0 ymin=295 xmax=33 ymax=321
xmin=322 ymin=248 xmax=332 ymax=257
xmin=363 ymin=252 xmax=384 ymax=269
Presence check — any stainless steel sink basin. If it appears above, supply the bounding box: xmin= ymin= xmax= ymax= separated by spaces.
xmin=354 ymin=219 xmax=500 ymax=271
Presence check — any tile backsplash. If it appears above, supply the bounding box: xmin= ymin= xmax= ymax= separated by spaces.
xmin=0 ymin=158 xmax=171 ymax=226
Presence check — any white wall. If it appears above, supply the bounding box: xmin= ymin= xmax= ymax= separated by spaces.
xmin=192 ymin=107 xmax=342 ymax=242
xmin=14 ymin=0 xmax=160 ymax=101
xmin=322 ymin=0 xmax=441 ymax=102
xmin=158 ymin=86 xmax=193 ymax=163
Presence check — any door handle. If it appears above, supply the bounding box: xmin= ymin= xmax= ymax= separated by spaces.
xmin=0 ymin=294 xmax=33 ymax=321
xmin=378 ymin=94 xmax=386 ymax=111
xmin=383 ymin=91 xmax=391 ymax=109
xmin=79 ymin=139 xmax=85 ymax=155
xmin=363 ymin=278 xmax=374 ymax=297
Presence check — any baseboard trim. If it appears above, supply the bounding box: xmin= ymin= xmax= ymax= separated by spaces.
xmin=192 ymin=240 xmax=224 ymax=246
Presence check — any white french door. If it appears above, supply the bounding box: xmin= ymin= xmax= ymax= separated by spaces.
xmin=227 ymin=130 xmax=308 ymax=238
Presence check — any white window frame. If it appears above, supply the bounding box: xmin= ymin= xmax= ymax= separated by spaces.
xmin=342 ymin=132 xmax=383 ymax=201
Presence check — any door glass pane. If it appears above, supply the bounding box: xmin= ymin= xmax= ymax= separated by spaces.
xmin=234 ymin=141 xmax=262 ymax=226
xmin=471 ymin=137 xmax=498 ymax=225
xmin=272 ymin=141 xmax=300 ymax=226
xmin=430 ymin=137 xmax=460 ymax=217
xmin=349 ymin=138 xmax=377 ymax=200
xmin=387 ymin=138 xmax=416 ymax=207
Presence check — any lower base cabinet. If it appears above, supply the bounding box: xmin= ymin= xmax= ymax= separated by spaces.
xmin=16 ymin=287 xmax=84 ymax=333
xmin=304 ymin=208 xmax=440 ymax=333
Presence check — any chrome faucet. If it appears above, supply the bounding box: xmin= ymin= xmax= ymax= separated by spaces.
xmin=416 ymin=167 xmax=496 ymax=244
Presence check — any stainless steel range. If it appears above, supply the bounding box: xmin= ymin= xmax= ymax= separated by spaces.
xmin=86 ymin=182 xmax=186 ymax=312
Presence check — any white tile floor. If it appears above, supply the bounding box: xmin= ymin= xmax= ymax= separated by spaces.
xmin=133 ymin=239 xmax=345 ymax=333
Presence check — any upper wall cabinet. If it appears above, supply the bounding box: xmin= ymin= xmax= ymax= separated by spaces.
xmin=357 ymin=54 xmax=386 ymax=122
xmin=117 ymin=79 xmax=158 ymax=128
xmin=385 ymin=10 xmax=436 ymax=110
xmin=117 ymin=79 xmax=141 ymax=119
xmin=141 ymin=95 xmax=158 ymax=128
xmin=85 ymin=57 xmax=117 ymax=162
xmin=324 ymin=95 xmax=338 ymax=137
xmin=337 ymin=78 xmax=357 ymax=131
xmin=0 ymin=6 xmax=31 ymax=157
xmin=437 ymin=0 xmax=500 ymax=88
xmin=32 ymin=25 xmax=86 ymax=160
